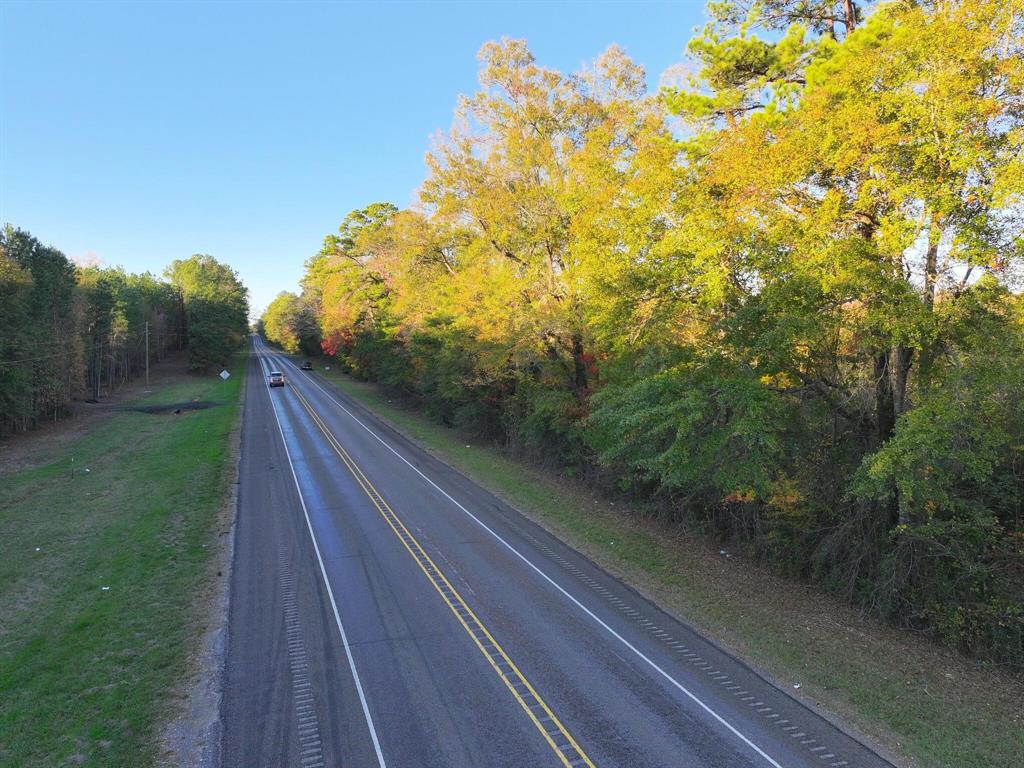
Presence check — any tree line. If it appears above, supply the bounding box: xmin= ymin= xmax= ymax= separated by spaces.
xmin=0 ymin=226 xmax=249 ymax=435
xmin=262 ymin=0 xmax=1023 ymax=665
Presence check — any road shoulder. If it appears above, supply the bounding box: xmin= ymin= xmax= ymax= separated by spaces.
xmin=157 ymin=356 xmax=247 ymax=768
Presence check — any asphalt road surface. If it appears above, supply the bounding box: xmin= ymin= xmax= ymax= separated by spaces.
xmin=221 ymin=336 xmax=894 ymax=768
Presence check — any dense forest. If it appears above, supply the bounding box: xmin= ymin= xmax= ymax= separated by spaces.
xmin=0 ymin=226 xmax=249 ymax=435
xmin=262 ymin=0 xmax=1023 ymax=666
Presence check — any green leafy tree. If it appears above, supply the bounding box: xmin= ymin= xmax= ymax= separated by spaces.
xmin=261 ymin=291 xmax=321 ymax=356
xmin=0 ymin=226 xmax=79 ymax=430
xmin=165 ymin=254 xmax=249 ymax=370
xmin=296 ymin=1 xmax=1024 ymax=665
xmin=1 ymin=227 xmax=187 ymax=428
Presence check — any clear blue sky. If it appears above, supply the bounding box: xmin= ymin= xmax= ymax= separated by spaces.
xmin=1 ymin=0 xmax=706 ymax=317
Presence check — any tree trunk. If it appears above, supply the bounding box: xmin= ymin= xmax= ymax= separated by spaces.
xmin=544 ymin=242 xmax=558 ymax=297
xmin=918 ymin=217 xmax=942 ymax=376
xmin=892 ymin=346 xmax=913 ymax=417
xmin=874 ymin=351 xmax=895 ymax=446
xmin=843 ymin=0 xmax=858 ymax=31
xmin=571 ymin=333 xmax=588 ymax=397
xmin=93 ymin=340 xmax=101 ymax=401
xmin=923 ymin=239 xmax=939 ymax=311
xmin=873 ymin=348 xmax=907 ymax=531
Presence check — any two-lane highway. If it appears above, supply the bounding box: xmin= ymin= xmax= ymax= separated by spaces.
xmin=221 ymin=338 xmax=893 ymax=768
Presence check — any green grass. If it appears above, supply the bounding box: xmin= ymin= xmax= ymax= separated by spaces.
xmin=0 ymin=354 xmax=245 ymax=768
xmin=308 ymin=362 xmax=1023 ymax=768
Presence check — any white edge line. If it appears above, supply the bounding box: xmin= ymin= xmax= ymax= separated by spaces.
xmin=263 ymin=340 xmax=785 ymax=768
xmin=255 ymin=340 xmax=388 ymax=768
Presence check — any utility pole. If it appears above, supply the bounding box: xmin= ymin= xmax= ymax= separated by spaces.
xmin=94 ymin=338 xmax=101 ymax=401
xmin=145 ymin=321 xmax=150 ymax=386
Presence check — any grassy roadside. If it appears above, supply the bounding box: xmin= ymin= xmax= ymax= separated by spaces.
xmin=306 ymin=362 xmax=1022 ymax=768
xmin=0 ymin=353 xmax=246 ymax=768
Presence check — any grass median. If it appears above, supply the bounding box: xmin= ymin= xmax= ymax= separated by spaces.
xmin=304 ymin=362 xmax=1022 ymax=768
xmin=0 ymin=353 xmax=245 ymax=768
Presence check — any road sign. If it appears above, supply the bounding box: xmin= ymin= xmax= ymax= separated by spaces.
xmin=219 ymin=370 xmax=230 ymax=380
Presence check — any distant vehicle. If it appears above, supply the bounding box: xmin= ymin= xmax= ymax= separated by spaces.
xmin=300 ymin=361 xmax=313 ymax=371
xmin=268 ymin=371 xmax=285 ymax=387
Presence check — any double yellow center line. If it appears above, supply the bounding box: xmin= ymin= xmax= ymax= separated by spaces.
xmin=287 ymin=381 xmax=595 ymax=768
